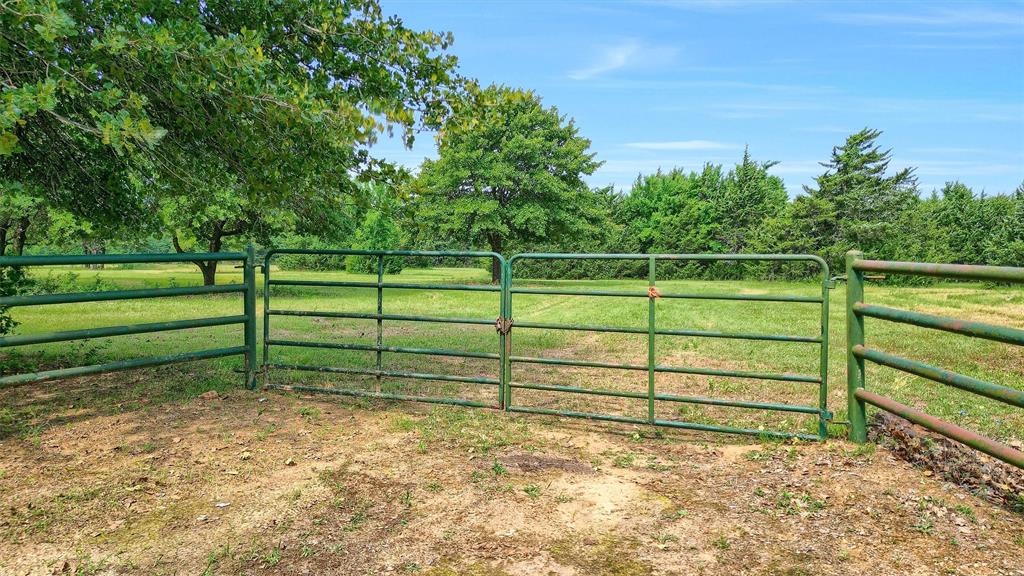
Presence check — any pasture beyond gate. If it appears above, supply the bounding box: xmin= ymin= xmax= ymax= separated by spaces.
xmin=0 ymin=248 xmax=1021 ymax=467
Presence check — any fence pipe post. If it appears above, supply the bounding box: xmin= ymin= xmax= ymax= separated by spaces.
xmin=262 ymin=251 xmax=271 ymax=388
xmin=376 ymin=254 xmax=384 ymax=394
xmin=503 ymin=258 xmax=513 ymax=410
xmin=243 ymin=244 xmax=258 ymax=390
xmin=497 ymin=257 xmax=507 ymax=409
xmin=647 ymin=256 xmax=656 ymax=424
xmin=818 ymin=262 xmax=830 ymax=440
xmin=846 ymin=250 xmax=867 ymax=442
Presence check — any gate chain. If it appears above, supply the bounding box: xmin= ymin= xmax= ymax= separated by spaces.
xmin=495 ymin=317 xmax=514 ymax=335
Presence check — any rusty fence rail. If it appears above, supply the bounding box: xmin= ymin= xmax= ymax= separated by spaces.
xmin=505 ymin=253 xmax=832 ymax=441
xmin=0 ymin=248 xmax=258 ymax=389
xmin=846 ymin=251 xmax=1024 ymax=468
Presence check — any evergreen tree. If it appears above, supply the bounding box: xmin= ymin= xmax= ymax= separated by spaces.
xmin=800 ymin=128 xmax=918 ymax=269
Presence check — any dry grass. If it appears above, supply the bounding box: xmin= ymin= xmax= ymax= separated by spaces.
xmin=1 ymin=378 xmax=1021 ymax=575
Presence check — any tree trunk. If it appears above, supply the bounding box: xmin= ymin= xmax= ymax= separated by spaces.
xmin=0 ymin=226 xmax=7 ymax=256
xmin=174 ymin=230 xmax=223 ymax=286
xmin=82 ymin=240 xmax=105 ymax=269
xmin=198 ymin=261 xmax=219 ymax=286
xmin=488 ymin=234 xmax=503 ymax=283
xmin=12 ymin=217 xmax=29 ymax=255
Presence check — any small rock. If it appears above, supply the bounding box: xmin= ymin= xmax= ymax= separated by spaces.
xmin=240 ymin=451 xmax=252 ymax=461
xmin=285 ymin=457 xmax=296 ymax=466
xmin=215 ymin=502 xmax=230 ymax=508
xmin=198 ymin=390 xmax=219 ymax=400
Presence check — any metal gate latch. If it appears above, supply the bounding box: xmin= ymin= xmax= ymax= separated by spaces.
xmin=495 ymin=317 xmax=514 ymax=334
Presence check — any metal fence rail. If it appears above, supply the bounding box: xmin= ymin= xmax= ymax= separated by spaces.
xmin=0 ymin=248 xmax=258 ymax=388
xmin=846 ymin=250 xmax=1024 ymax=468
xmin=261 ymin=249 xmax=507 ymax=408
xmin=505 ymin=253 xmax=832 ymax=440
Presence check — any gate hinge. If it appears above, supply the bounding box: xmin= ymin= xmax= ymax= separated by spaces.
xmin=648 ymin=286 xmax=661 ymax=298
xmin=495 ymin=317 xmax=514 ymax=335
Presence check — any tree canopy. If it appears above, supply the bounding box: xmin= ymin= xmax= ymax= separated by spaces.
xmin=416 ymin=85 xmax=601 ymax=281
xmin=2 ymin=0 xmax=464 ymax=281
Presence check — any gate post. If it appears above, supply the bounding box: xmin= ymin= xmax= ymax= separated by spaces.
xmin=243 ymin=244 xmax=258 ymax=390
xmin=846 ymin=250 xmax=867 ymax=442
xmin=376 ymin=255 xmax=384 ymax=394
xmin=647 ymin=256 xmax=656 ymax=424
xmin=499 ymin=257 xmax=509 ymax=409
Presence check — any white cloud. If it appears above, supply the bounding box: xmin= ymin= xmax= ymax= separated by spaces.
xmin=624 ymin=140 xmax=738 ymax=151
xmin=568 ymin=40 xmax=677 ymax=80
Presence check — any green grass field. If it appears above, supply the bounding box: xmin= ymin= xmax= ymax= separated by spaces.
xmin=2 ymin=262 xmax=1022 ymax=443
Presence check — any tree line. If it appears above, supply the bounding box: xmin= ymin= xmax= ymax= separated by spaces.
xmin=2 ymin=0 xmax=1021 ymax=291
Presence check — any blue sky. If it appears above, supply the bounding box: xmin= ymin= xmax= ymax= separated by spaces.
xmin=374 ymin=0 xmax=1024 ymax=196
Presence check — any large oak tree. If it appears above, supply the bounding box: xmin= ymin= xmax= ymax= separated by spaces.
xmin=416 ymin=85 xmax=601 ymax=281
xmin=1 ymin=0 xmax=464 ymax=282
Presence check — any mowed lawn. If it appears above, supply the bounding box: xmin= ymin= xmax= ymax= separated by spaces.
xmin=2 ymin=262 xmax=1022 ymax=443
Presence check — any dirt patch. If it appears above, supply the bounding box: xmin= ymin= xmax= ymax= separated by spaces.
xmin=497 ymin=453 xmax=593 ymax=474
xmin=1 ymin=376 xmax=1022 ymax=575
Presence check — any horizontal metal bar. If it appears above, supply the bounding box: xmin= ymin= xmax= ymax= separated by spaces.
xmin=512 ymin=320 xmax=817 ymax=343
xmin=266 ymin=363 xmax=499 ymax=385
xmin=508 ymin=355 xmax=819 ymax=383
xmin=854 ymin=303 xmax=1024 ymax=346
xmin=0 ymin=252 xmax=246 ymax=266
xmin=855 ymin=389 xmax=1024 ymax=468
xmin=0 ymin=315 xmax=248 ymax=348
xmin=266 ymin=249 xmax=503 ymax=259
xmin=510 ymin=381 xmax=820 ymax=414
xmin=656 ymin=393 xmax=822 ymax=415
xmin=657 ymin=328 xmax=820 ymax=343
xmin=267 ymin=309 xmax=495 ymax=326
xmin=510 ymin=287 xmax=821 ymax=303
xmin=512 ymin=381 xmax=646 ymax=398
xmin=0 ymin=346 xmax=247 ymax=387
xmin=853 ymin=259 xmax=1024 ymax=283
xmin=265 ymin=383 xmax=495 ymax=409
xmin=268 ymin=339 xmax=500 ymax=360
xmin=0 ymin=284 xmax=246 ymax=307
xmin=514 ymin=320 xmax=648 ymax=335
xmin=509 ymin=355 xmax=818 ymax=383
xmin=510 ymin=252 xmax=827 ymax=264
xmin=268 ymin=279 xmax=501 ymax=292
xmin=655 ymin=364 xmax=822 ymax=383
xmin=506 ymin=406 xmax=819 ymax=441
xmin=853 ymin=345 xmax=1024 ymax=408
xmin=511 ymin=355 xmax=646 ymax=370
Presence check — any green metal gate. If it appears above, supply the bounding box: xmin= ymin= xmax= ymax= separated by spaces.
xmin=503 ymin=254 xmax=832 ymax=440
xmin=846 ymin=251 xmax=1024 ymax=468
xmin=261 ymin=249 xmax=508 ymax=408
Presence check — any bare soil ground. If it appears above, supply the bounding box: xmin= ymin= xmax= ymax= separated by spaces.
xmin=2 ymin=378 xmax=1023 ymax=576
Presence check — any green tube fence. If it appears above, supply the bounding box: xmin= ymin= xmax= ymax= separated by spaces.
xmin=0 ymin=247 xmax=258 ymax=389
xmin=846 ymin=250 xmax=1024 ymax=468
xmin=261 ymin=249 xmax=507 ymax=408
xmin=3 ymin=247 xmax=840 ymax=443
xmin=505 ymin=253 xmax=832 ymax=440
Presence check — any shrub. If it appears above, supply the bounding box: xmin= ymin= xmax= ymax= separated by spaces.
xmin=345 ymin=210 xmax=404 ymax=275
